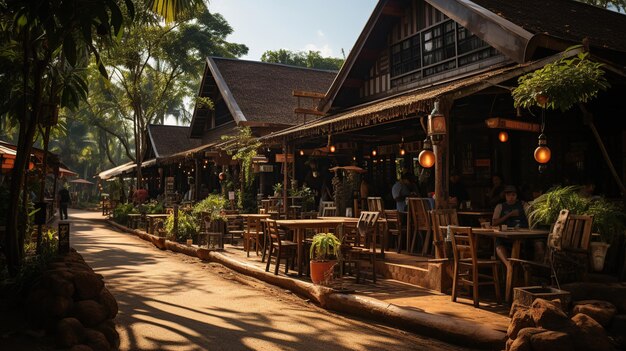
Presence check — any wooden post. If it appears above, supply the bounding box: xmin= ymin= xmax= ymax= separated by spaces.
xmin=433 ymin=99 xmax=453 ymax=209
xmin=194 ymin=158 xmax=200 ymax=202
xmin=283 ymin=140 xmax=288 ymax=215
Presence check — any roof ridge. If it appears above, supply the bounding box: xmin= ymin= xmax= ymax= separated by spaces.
xmin=209 ymin=56 xmax=338 ymax=74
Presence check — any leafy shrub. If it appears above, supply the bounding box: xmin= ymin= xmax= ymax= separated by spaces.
xmin=528 ymin=186 xmax=625 ymax=243
xmin=113 ymin=203 xmax=136 ymax=225
xmin=164 ymin=210 xmax=198 ymax=242
xmin=144 ymin=200 xmax=164 ymax=214
xmin=192 ymin=194 xmax=227 ymax=222
xmin=310 ymin=233 xmax=342 ymax=261
xmin=289 ymin=185 xmax=315 ymax=211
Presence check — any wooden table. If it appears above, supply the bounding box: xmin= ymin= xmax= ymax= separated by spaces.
xmin=458 ymin=210 xmax=493 ymax=227
xmin=318 ymin=216 xmax=388 ymax=255
xmin=146 ymin=214 xmax=169 ymax=234
xmin=473 ymin=228 xmax=550 ymax=303
xmin=275 ymin=219 xmax=346 ymax=275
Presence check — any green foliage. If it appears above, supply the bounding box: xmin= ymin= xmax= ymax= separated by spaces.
xmin=236 ymin=184 xmax=258 ymax=214
xmin=527 ymin=186 xmax=626 ymax=243
xmin=273 ymin=183 xmax=283 ymax=196
xmin=17 ymin=229 xmax=59 ymax=293
xmin=261 ymin=49 xmax=344 ymax=70
xmin=289 ymin=185 xmax=315 ymax=211
xmin=221 ymin=127 xmax=261 ymax=188
xmin=310 ymin=233 xmax=342 ymax=261
xmin=113 ymin=203 xmax=136 ymax=225
xmin=512 ymin=51 xmax=610 ymax=111
xmin=192 ymin=194 xmax=227 ymax=222
xmin=164 ymin=210 xmax=198 ymax=242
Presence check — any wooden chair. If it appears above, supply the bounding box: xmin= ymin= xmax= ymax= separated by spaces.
xmin=407 ymin=198 xmax=432 ymax=254
xmin=225 ymin=215 xmax=244 ymax=245
xmin=341 ymin=211 xmax=380 ymax=283
xmin=510 ymin=210 xmax=594 ymax=287
xmin=384 ymin=209 xmax=403 ymax=253
xmin=429 ymin=209 xmax=459 ymax=259
xmin=198 ymin=213 xmax=225 ymax=250
xmin=265 ymin=219 xmax=297 ymax=275
xmin=243 ymin=216 xmax=263 ymax=257
xmin=366 ymin=197 xmax=384 ymax=214
xmin=319 ymin=201 xmax=335 ymax=216
xmin=321 ymin=206 xmax=337 ymax=217
xmin=449 ymin=226 xmax=501 ymax=308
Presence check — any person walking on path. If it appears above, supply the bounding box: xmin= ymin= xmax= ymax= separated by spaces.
xmin=58 ymin=187 xmax=70 ymax=220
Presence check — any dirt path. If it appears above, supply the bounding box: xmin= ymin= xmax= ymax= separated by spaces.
xmin=67 ymin=209 xmax=475 ymax=351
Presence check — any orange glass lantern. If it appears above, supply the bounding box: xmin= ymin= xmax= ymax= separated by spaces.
xmin=418 ymin=139 xmax=435 ymax=168
xmin=299 ymin=149 xmax=304 ymax=156
xmin=399 ymin=147 xmax=406 ymax=156
xmin=534 ymin=134 xmax=551 ymax=164
xmin=329 ymin=145 xmax=336 ymax=153
xmin=498 ymin=131 xmax=509 ymax=143
xmin=371 ymin=149 xmax=377 ymax=157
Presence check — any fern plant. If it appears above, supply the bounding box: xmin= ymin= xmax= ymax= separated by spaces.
xmin=310 ymin=233 xmax=342 ymax=261
xmin=527 ymin=186 xmax=625 ymax=243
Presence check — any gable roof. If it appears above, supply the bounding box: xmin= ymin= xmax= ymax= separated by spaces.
xmin=189 ymin=57 xmax=337 ymax=137
xmin=147 ymin=124 xmax=202 ymax=159
xmin=319 ymin=0 xmax=626 ymax=113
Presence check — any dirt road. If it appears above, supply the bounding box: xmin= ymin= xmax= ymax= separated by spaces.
xmin=69 ymin=210 xmax=472 ymax=351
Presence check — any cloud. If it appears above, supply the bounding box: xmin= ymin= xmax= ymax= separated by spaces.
xmin=317 ymin=30 xmax=325 ymax=37
xmin=303 ymin=43 xmax=334 ymax=57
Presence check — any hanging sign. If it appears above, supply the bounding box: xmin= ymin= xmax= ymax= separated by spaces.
xmin=275 ymin=154 xmax=294 ymax=163
xmin=485 ymin=118 xmax=540 ymax=132
xmin=58 ymin=222 xmax=70 ymax=254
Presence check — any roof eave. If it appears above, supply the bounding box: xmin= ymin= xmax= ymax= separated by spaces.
xmin=206 ymin=57 xmax=247 ymax=125
xmin=426 ymin=0 xmax=534 ymax=64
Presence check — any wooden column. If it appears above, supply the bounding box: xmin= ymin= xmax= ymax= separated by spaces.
xmin=433 ymin=99 xmax=453 ymax=209
xmin=283 ymin=139 xmax=288 ymax=215
xmin=194 ymin=158 xmax=200 ymax=202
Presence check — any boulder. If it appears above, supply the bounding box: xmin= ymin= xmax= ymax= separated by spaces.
xmin=56 ymin=317 xmax=86 ymax=348
xmin=509 ymin=301 xmax=529 ymax=318
xmin=42 ymin=272 xmax=75 ymax=297
xmin=517 ymin=327 xmax=548 ymax=339
xmin=572 ymin=300 xmax=617 ymax=327
xmin=530 ymin=299 xmax=572 ymax=331
xmin=507 ymin=309 xmax=535 ymax=340
xmin=73 ymin=300 xmax=108 ymax=327
xmin=570 ymin=313 xmax=614 ymax=351
xmin=84 ymin=329 xmax=111 ymax=351
xmin=70 ymin=345 xmax=94 ymax=351
xmin=74 ymin=271 xmax=104 ymax=300
xmin=529 ymin=330 xmax=573 ymax=351
xmin=508 ymin=334 xmax=532 ymax=351
xmin=96 ymin=320 xmax=120 ymax=349
xmin=98 ymin=288 xmax=118 ymax=319
xmin=43 ymin=295 xmax=74 ymax=319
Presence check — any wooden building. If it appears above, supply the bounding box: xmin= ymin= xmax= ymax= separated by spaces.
xmin=261 ymin=0 xmax=626 ymax=210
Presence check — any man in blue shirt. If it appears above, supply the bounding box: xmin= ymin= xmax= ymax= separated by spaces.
xmin=392 ymin=173 xmax=411 ymax=211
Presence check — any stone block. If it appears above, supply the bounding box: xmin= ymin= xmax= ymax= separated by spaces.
xmin=572 ymin=300 xmax=617 ymax=327
xmin=74 ymin=271 xmax=104 ymax=300
xmin=570 ymin=313 xmax=614 ymax=351
xmin=73 ymin=300 xmax=107 ymax=327
xmin=530 ymin=299 xmax=572 ymax=331
xmin=56 ymin=317 xmax=86 ymax=348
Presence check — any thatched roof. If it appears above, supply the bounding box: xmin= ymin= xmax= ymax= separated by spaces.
xmin=147 ymin=124 xmax=202 ymax=158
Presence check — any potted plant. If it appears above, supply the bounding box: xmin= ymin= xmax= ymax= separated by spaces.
xmin=309 ymin=232 xmax=342 ymax=285
xmin=273 ymin=183 xmax=283 ymax=197
xmin=527 ymin=186 xmax=625 ymax=271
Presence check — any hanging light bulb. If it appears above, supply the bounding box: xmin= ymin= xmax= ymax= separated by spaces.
xmin=498 ymin=131 xmax=509 ymax=143
xmin=399 ymin=137 xmax=406 ymax=155
xmin=534 ymin=133 xmax=551 ymax=164
xmin=329 ymin=145 xmax=336 ymax=153
xmin=327 ymin=135 xmax=336 ymax=153
xmin=418 ymin=138 xmax=435 ymax=168
xmin=371 ymin=148 xmax=377 ymax=157
xmin=299 ymin=149 xmax=304 ymax=156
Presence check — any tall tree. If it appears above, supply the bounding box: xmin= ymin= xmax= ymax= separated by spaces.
xmin=0 ymin=0 xmax=131 ymax=275
xmin=95 ymin=3 xmax=247 ymax=189
xmin=261 ymin=49 xmax=344 ymax=70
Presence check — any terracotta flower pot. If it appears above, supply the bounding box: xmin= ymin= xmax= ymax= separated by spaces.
xmin=310 ymin=260 xmax=337 ymax=285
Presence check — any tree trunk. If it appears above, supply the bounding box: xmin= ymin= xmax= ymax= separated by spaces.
xmin=578 ymin=103 xmax=626 ymax=198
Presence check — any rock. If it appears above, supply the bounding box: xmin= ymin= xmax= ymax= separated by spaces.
xmin=506 ymin=337 xmax=514 ymax=351
xmin=530 ymin=330 xmax=573 ymax=351
xmin=56 ymin=317 xmax=86 ymax=348
xmin=570 ymin=313 xmax=614 ymax=351
xmin=95 ymin=320 xmax=120 ymax=349
xmin=73 ymin=300 xmax=108 ymax=327
xmin=74 ymin=271 xmax=104 ymax=300
xmin=517 ymin=327 xmax=547 ymax=339
xmin=84 ymin=329 xmax=111 ymax=351
xmin=42 ymin=272 xmax=75 ymax=297
xmin=530 ymin=299 xmax=572 ymax=331
xmin=563 ymin=283 xmax=626 ymax=313
xmin=43 ymin=295 xmax=74 ymax=319
xmin=509 ymin=301 xmax=529 ymax=318
xmin=70 ymin=345 xmax=94 ymax=351
xmin=507 ymin=310 xmax=535 ymax=340
xmin=509 ymin=334 xmax=532 ymax=351
xmin=98 ymin=288 xmax=118 ymax=319
xmin=572 ymin=300 xmax=617 ymax=327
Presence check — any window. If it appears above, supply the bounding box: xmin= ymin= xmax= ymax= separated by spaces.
xmin=389 ymin=19 xmax=500 ymax=86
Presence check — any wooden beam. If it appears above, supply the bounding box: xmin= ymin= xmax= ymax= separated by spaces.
xmin=343 ymin=78 xmax=363 ymax=88
xmin=381 ymin=2 xmax=404 ymax=17
xmin=292 ymin=90 xmax=325 ymax=99
xmin=294 ymin=108 xmax=325 ymax=116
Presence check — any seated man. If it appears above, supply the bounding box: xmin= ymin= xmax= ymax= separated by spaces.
xmin=492 ymin=186 xmax=531 ymax=267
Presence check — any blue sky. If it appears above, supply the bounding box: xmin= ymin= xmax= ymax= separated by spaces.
xmin=208 ymin=0 xmax=378 ymax=61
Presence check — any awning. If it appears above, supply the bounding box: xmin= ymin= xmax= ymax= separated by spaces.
xmin=157 ymin=143 xmax=217 ymax=165
xmin=69 ymin=178 xmax=94 ymax=185
xmin=261 ymin=49 xmax=579 ymax=143
xmin=98 ymin=162 xmax=135 ymax=180
xmin=98 ymin=159 xmax=158 ymax=180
